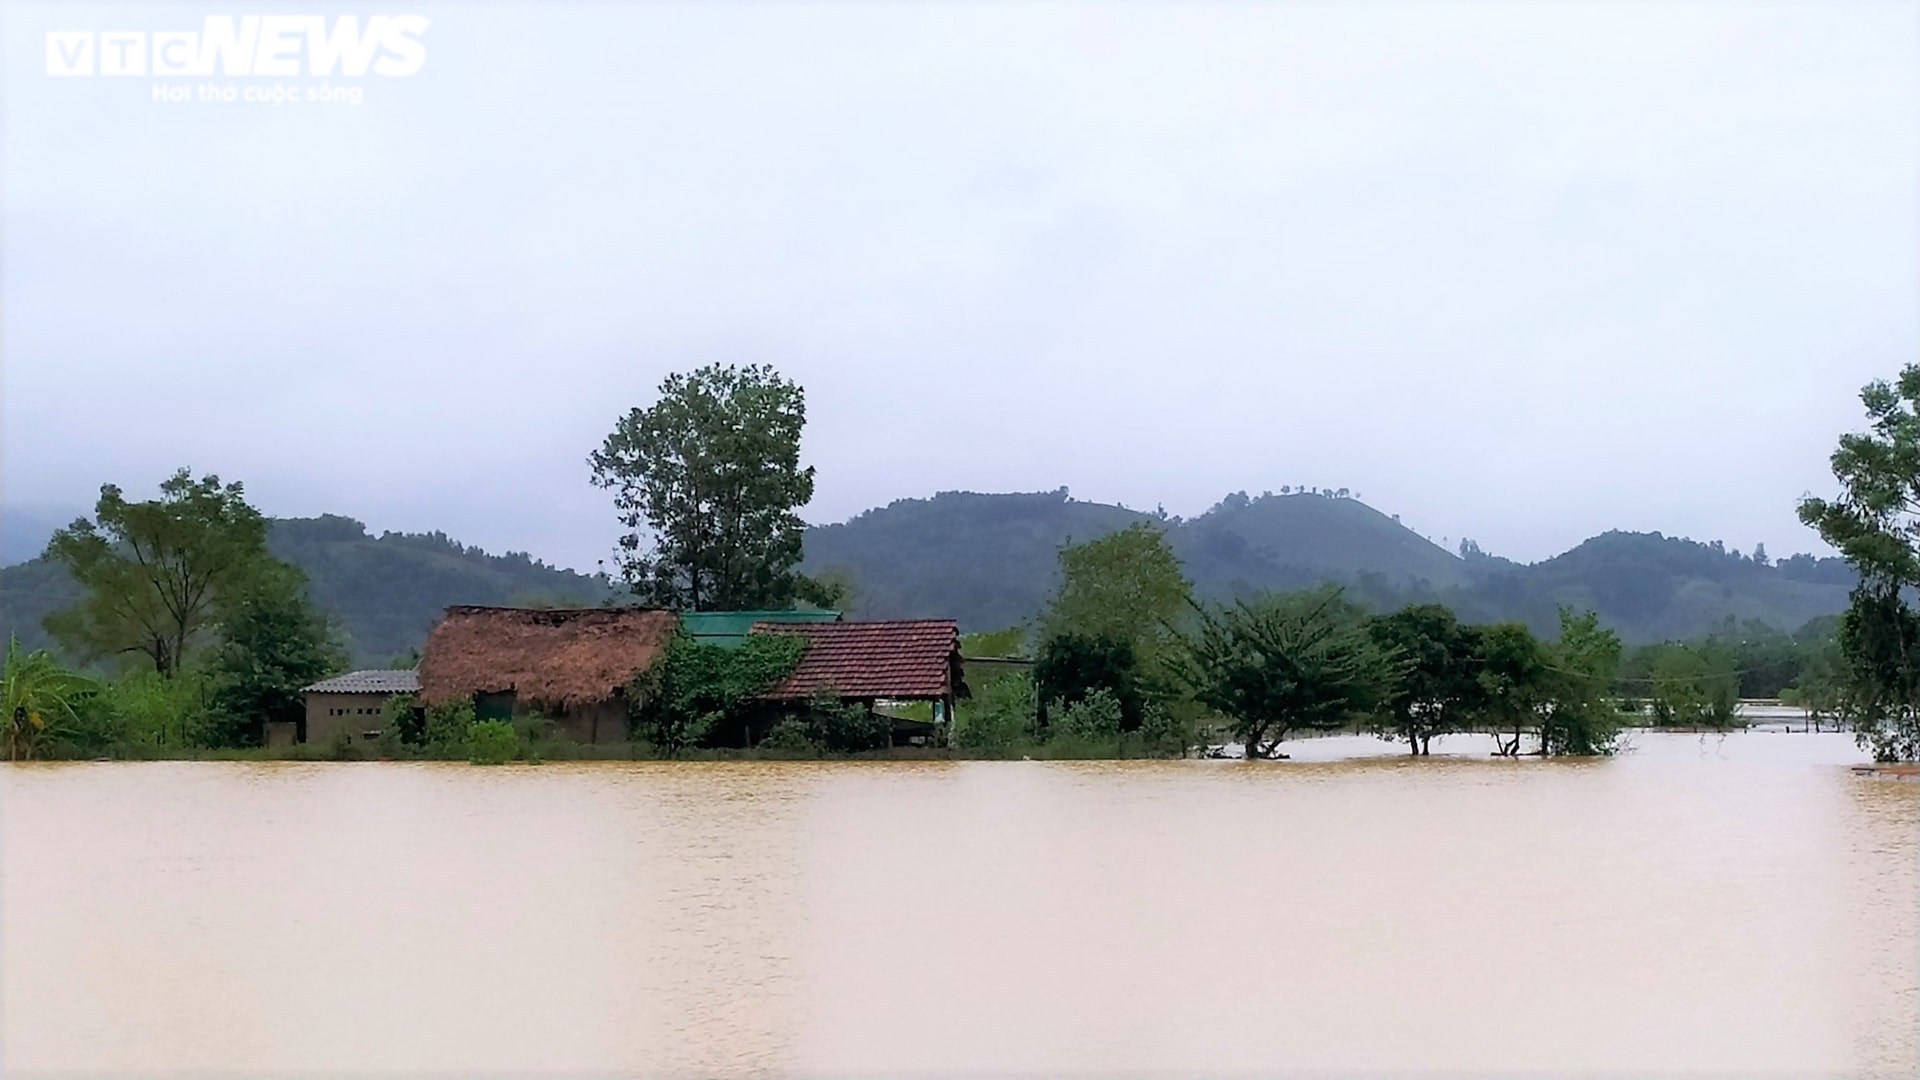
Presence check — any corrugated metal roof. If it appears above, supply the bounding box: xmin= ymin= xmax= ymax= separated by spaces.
xmin=752 ymin=619 xmax=960 ymax=700
xmin=682 ymin=609 xmax=841 ymax=647
xmin=303 ymin=669 xmax=420 ymax=694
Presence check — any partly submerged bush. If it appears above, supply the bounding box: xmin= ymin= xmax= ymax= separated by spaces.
xmin=1053 ymin=687 xmax=1123 ymax=740
xmin=757 ymin=718 xmax=823 ymax=756
xmin=423 ymin=699 xmax=475 ymax=755
xmin=1137 ymin=701 xmax=1196 ymax=757
xmin=630 ymin=632 xmax=806 ymax=755
xmin=804 ymin=690 xmax=891 ymax=753
xmin=383 ymin=693 xmax=423 ymax=746
xmin=78 ymin=668 xmax=216 ymax=753
xmin=465 ymin=719 xmax=518 ymax=765
xmin=954 ymin=674 xmax=1035 ymax=753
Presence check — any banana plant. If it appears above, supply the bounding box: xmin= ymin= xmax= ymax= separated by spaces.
xmin=3 ymin=635 xmax=94 ymax=761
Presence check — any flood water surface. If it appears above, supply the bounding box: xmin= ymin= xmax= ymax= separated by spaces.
xmin=4 ymin=732 xmax=1916 ymax=1077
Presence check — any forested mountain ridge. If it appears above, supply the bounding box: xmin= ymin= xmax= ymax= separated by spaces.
xmin=0 ymin=514 xmax=606 ymax=665
xmin=799 ymin=489 xmax=1149 ymax=632
xmin=801 ymin=489 xmax=1854 ymax=642
xmin=1 ymin=490 xmax=1854 ymax=665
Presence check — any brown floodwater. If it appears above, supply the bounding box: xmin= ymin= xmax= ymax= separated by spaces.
xmin=3 ymin=731 xmax=1915 ymax=1077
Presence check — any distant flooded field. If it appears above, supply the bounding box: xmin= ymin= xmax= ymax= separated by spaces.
xmin=4 ymin=732 xmax=1915 ymax=1077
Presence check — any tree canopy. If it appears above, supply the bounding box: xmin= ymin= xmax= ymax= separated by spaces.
xmin=1040 ymin=522 xmax=1192 ymax=660
xmin=44 ymin=470 xmax=271 ymax=676
xmin=1367 ymin=604 xmax=1483 ymax=755
xmin=590 ymin=363 xmax=816 ymax=610
xmin=1176 ymin=586 xmax=1399 ymax=759
xmin=207 ymin=562 xmax=347 ymax=747
xmin=1798 ymin=363 xmax=1920 ymax=761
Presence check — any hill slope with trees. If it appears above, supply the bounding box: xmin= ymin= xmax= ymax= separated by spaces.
xmin=3 ymin=489 xmax=1853 ymax=663
xmin=802 ymin=489 xmax=1853 ymax=641
xmin=0 ymin=515 xmax=606 ymax=666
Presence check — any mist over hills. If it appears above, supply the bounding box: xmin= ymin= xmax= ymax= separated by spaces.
xmin=0 ymin=505 xmax=82 ymax=567
xmin=0 ymin=489 xmax=1854 ymax=666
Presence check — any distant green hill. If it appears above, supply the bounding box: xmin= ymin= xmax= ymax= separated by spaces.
xmin=1174 ymin=491 xmax=1473 ymax=598
xmin=801 ymin=489 xmax=1149 ymax=631
xmin=0 ymin=492 xmax=1856 ymax=667
xmin=0 ymin=515 xmax=606 ymax=666
xmin=802 ymin=489 xmax=1854 ymax=642
xmin=802 ymin=489 xmax=1482 ymax=628
xmin=1484 ymin=530 xmax=1855 ymax=641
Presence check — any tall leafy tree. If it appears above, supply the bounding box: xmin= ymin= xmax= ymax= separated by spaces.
xmin=1176 ymin=586 xmax=1398 ymax=759
xmin=1367 ymin=604 xmax=1483 ymax=755
xmin=1476 ymin=622 xmax=1547 ymax=756
xmin=1540 ymin=608 xmax=1623 ymax=756
xmin=208 ymin=563 xmax=347 ymax=746
xmin=589 ymin=363 xmax=815 ymax=610
xmin=1798 ymin=364 xmax=1920 ymax=761
xmin=45 ymin=470 xmax=270 ymax=676
xmin=1040 ymin=522 xmax=1192 ymax=662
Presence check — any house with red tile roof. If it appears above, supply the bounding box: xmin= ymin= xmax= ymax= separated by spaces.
xmin=751 ymin=618 xmax=968 ymax=744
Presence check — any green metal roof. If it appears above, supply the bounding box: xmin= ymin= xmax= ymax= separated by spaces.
xmin=679 ymin=608 xmax=841 ymax=647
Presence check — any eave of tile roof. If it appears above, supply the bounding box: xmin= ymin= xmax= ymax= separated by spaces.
xmin=752 ymin=619 xmax=961 ymax=700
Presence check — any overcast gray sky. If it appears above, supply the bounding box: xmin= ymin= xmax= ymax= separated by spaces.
xmin=4 ymin=1 xmax=1915 ymax=572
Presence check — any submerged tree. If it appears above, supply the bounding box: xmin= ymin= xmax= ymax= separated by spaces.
xmin=45 ymin=469 xmax=271 ymax=677
xmin=590 ymin=363 xmax=817 ymax=611
xmin=1539 ymin=608 xmax=1623 ymax=755
xmin=1477 ymin=622 xmax=1546 ymax=757
xmin=1798 ymin=364 xmax=1920 ymax=761
xmin=1176 ymin=586 xmax=1398 ymax=759
xmin=1367 ymin=604 xmax=1483 ymax=755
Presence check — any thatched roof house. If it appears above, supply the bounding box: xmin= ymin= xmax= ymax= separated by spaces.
xmin=418 ymin=605 xmax=677 ymax=743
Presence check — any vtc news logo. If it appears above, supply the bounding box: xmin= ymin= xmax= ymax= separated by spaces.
xmin=46 ymin=15 xmax=429 ymax=77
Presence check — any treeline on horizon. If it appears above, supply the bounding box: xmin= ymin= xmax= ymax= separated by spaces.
xmin=0 ymin=490 xmax=1854 ymax=677
xmin=800 ymin=486 xmax=1856 ymax=644
xmin=0 ymin=473 xmax=1857 ymax=665
xmin=4 ymin=359 xmax=1914 ymax=763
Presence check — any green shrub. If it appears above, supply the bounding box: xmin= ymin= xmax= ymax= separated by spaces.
xmin=91 ymin=669 xmax=215 ymax=751
xmin=1137 ymin=702 xmax=1195 ymax=757
xmin=423 ymin=699 xmax=475 ymax=756
xmin=757 ymin=718 xmax=823 ymax=755
xmin=805 ymin=691 xmax=892 ymax=752
xmin=1034 ymin=633 xmax=1144 ymax=732
xmin=955 ymin=674 xmax=1035 ymax=753
xmin=1053 ymin=687 xmax=1123 ymax=740
xmin=465 ymin=719 xmax=518 ymax=765
xmin=630 ymin=632 xmax=806 ymax=754
xmin=383 ymin=694 xmax=423 ymax=745
xmin=327 ymin=727 xmax=361 ymax=761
